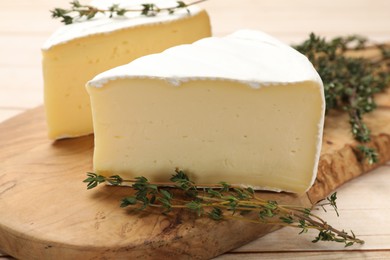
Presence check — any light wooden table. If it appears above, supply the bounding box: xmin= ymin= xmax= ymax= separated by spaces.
xmin=1 ymin=0 xmax=389 ymax=259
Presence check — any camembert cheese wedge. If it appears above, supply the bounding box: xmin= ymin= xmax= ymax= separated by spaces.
xmin=87 ymin=30 xmax=325 ymax=193
xmin=42 ymin=0 xmax=211 ymax=139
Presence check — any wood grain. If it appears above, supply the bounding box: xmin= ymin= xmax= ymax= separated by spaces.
xmin=1 ymin=0 xmax=390 ymax=259
xmin=0 ymin=106 xmax=311 ymax=260
xmin=216 ymin=251 xmax=390 ymax=260
xmin=0 ymin=86 xmax=389 ymax=259
xmin=234 ymin=165 xmax=390 ymax=254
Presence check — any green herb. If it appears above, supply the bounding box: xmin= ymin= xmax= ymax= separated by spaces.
xmin=294 ymin=34 xmax=390 ymax=164
xmin=84 ymin=169 xmax=364 ymax=247
xmin=357 ymin=145 xmax=379 ymax=165
xmin=51 ymin=0 xmax=208 ymax=25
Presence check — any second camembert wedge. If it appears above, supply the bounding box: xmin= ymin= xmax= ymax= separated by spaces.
xmin=42 ymin=0 xmax=211 ymax=139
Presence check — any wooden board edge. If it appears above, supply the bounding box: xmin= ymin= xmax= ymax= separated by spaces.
xmin=308 ymin=133 xmax=390 ymax=203
xmin=1 ymin=105 xmax=390 ymax=259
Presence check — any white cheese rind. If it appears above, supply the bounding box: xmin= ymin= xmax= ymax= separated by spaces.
xmin=42 ymin=0 xmax=201 ymax=50
xmin=88 ymin=30 xmax=322 ymax=88
xmin=87 ymin=30 xmax=325 ymax=193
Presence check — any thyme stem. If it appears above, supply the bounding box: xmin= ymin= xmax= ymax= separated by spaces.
xmin=51 ymin=0 xmax=209 ymax=24
xmin=84 ymin=170 xmax=365 ymax=247
xmin=294 ymin=34 xmax=390 ymax=164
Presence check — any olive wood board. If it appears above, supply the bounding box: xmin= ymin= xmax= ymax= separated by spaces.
xmin=1 ymin=44 xmax=390 ymax=259
xmin=0 ymin=97 xmax=389 ymax=260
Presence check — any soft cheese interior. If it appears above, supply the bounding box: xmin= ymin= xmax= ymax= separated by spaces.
xmin=87 ymin=30 xmax=325 ymax=193
xmin=42 ymin=0 xmax=210 ymax=139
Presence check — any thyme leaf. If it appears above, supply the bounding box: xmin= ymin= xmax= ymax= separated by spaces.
xmin=294 ymin=34 xmax=390 ymax=164
xmin=84 ymin=170 xmax=365 ymax=247
xmin=51 ymin=0 xmax=208 ymax=24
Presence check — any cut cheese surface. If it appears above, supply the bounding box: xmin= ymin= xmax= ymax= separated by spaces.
xmin=42 ymin=0 xmax=211 ymax=139
xmin=87 ymin=30 xmax=325 ymax=193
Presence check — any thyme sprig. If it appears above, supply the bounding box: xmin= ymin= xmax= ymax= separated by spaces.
xmin=294 ymin=34 xmax=390 ymax=164
xmin=84 ymin=169 xmax=364 ymax=247
xmin=51 ymin=0 xmax=208 ymax=25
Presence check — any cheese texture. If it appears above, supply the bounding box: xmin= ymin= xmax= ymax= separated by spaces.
xmin=42 ymin=0 xmax=211 ymax=139
xmin=87 ymin=30 xmax=325 ymax=193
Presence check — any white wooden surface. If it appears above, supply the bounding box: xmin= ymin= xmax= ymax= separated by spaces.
xmin=1 ymin=0 xmax=389 ymax=259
